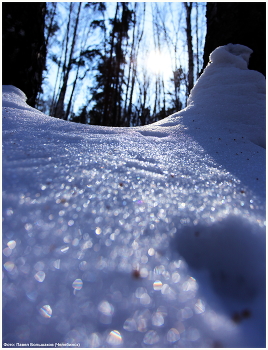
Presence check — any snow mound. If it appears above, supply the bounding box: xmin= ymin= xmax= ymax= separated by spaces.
xmin=157 ymin=44 xmax=266 ymax=150
xmin=2 ymin=85 xmax=44 ymax=113
xmin=2 ymin=44 xmax=265 ymax=348
xmin=210 ymin=43 xmax=253 ymax=69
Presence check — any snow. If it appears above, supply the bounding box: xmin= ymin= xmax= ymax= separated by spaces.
xmin=2 ymin=44 xmax=266 ymax=348
xmin=210 ymin=43 xmax=253 ymax=69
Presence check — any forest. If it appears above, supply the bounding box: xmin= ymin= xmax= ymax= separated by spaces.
xmin=38 ymin=2 xmax=206 ymax=127
xmin=2 ymin=2 xmax=266 ymax=127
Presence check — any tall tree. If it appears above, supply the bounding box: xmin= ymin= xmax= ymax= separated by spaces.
xmin=203 ymin=2 xmax=266 ymax=76
xmin=44 ymin=2 xmax=58 ymax=48
xmin=184 ymin=2 xmax=194 ymax=96
xmin=90 ymin=3 xmax=133 ymax=126
xmin=54 ymin=2 xmax=82 ymax=119
xmin=195 ymin=2 xmax=200 ymax=79
xmin=156 ymin=3 xmax=185 ymax=112
xmin=126 ymin=3 xmax=146 ymax=126
xmin=2 ymin=2 xmax=46 ymax=107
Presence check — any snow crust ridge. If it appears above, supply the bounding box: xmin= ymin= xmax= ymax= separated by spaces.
xmin=2 ymin=85 xmax=44 ymax=113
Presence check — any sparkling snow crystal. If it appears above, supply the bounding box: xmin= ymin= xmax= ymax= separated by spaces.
xmin=2 ymin=44 xmax=265 ymax=348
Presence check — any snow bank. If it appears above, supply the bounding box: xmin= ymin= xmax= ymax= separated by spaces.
xmin=2 ymin=44 xmax=265 ymax=348
xmin=210 ymin=43 xmax=253 ymax=69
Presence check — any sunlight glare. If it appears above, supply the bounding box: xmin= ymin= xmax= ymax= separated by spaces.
xmin=145 ymin=51 xmax=172 ymax=77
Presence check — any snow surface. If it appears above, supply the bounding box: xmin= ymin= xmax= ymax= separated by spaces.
xmin=2 ymin=44 xmax=266 ymax=348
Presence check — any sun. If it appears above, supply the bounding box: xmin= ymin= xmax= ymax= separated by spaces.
xmin=145 ymin=50 xmax=172 ymax=77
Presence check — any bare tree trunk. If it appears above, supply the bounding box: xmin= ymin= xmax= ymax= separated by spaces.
xmin=184 ymin=2 xmax=194 ymax=96
xmin=113 ymin=3 xmax=126 ymax=126
xmin=65 ymin=61 xmax=79 ymax=120
xmin=127 ymin=3 xmax=146 ymax=126
xmin=151 ymin=4 xmax=159 ymax=119
xmin=53 ymin=2 xmax=72 ymax=118
xmin=161 ymin=76 xmax=166 ymax=119
xmin=123 ymin=4 xmax=137 ymax=126
xmin=102 ymin=3 xmax=119 ymax=126
xmin=49 ymin=28 xmax=68 ymax=116
xmin=65 ymin=9 xmax=93 ymax=121
xmin=195 ymin=2 xmax=200 ymax=79
xmin=54 ymin=2 xmax=81 ymax=119
xmin=45 ymin=2 xmax=57 ymax=47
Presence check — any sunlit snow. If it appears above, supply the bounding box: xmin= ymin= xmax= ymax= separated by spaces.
xmin=2 ymin=44 xmax=265 ymax=348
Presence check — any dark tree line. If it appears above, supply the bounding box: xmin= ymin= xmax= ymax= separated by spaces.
xmin=2 ymin=2 xmax=266 ymax=125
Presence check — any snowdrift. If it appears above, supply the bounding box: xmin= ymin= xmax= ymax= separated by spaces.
xmin=2 ymin=44 xmax=266 ymax=348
